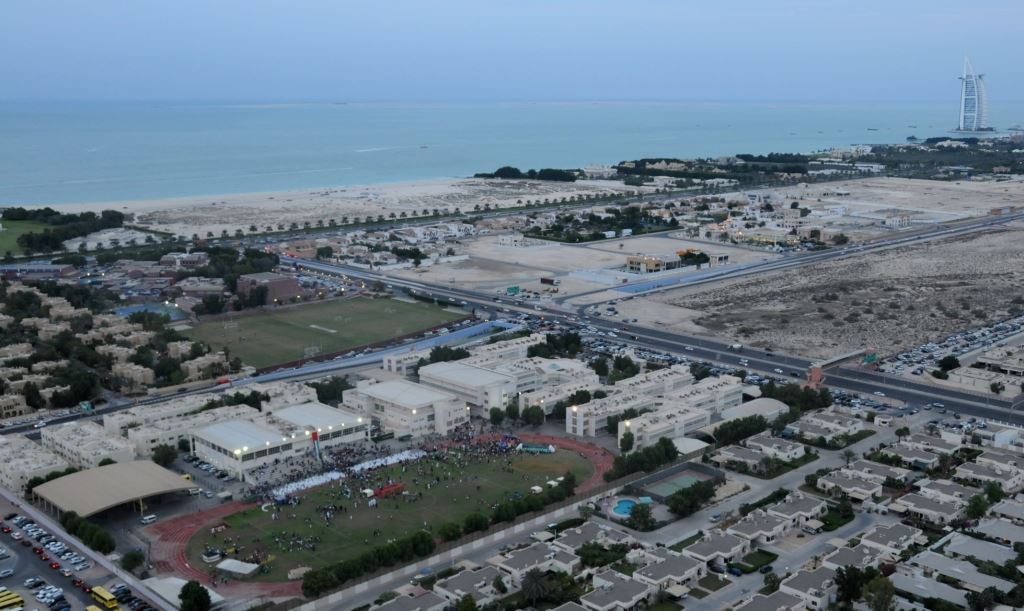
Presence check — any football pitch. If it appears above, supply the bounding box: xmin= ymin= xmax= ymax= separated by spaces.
xmin=0 ymin=220 xmax=50 ymax=255
xmin=185 ymin=451 xmax=594 ymax=581
xmin=183 ymin=297 xmax=465 ymax=368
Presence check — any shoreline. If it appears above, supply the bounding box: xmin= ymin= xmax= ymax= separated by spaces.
xmin=39 ymin=176 xmax=644 ymax=238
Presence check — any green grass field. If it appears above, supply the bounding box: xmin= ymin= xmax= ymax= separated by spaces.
xmin=186 ymin=451 xmax=594 ymax=581
xmin=184 ymin=297 xmax=465 ymax=368
xmin=0 ymin=220 xmax=50 ymax=255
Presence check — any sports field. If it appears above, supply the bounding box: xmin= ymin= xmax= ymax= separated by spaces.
xmin=183 ymin=297 xmax=465 ymax=368
xmin=0 ymin=220 xmax=49 ymax=255
xmin=185 ymin=450 xmax=594 ymax=581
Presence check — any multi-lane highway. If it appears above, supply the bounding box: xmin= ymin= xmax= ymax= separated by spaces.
xmin=286 ymin=249 xmax=1024 ymax=426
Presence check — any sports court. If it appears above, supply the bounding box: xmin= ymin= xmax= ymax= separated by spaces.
xmin=642 ymin=466 xmax=715 ymax=501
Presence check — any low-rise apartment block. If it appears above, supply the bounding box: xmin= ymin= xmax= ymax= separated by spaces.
xmin=491 ymin=543 xmax=580 ymax=586
xmin=0 ymin=436 xmax=69 ymax=496
xmin=779 ymin=567 xmax=836 ymax=610
xmin=40 ymin=421 xmax=136 ymax=468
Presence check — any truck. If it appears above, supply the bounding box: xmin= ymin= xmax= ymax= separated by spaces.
xmin=728 ymin=343 xmax=743 ymax=351
xmin=540 ymin=277 xmax=561 ymax=286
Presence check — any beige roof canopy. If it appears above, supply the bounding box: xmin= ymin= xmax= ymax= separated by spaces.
xmin=34 ymin=460 xmax=194 ymax=517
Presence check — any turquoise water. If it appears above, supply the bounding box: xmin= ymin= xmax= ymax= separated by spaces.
xmin=1 ymin=100 xmax=1021 ymax=206
xmin=612 ymin=499 xmax=637 ymax=517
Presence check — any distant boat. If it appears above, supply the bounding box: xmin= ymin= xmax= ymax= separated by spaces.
xmin=867 ymin=128 xmax=879 ymax=131
xmin=908 ymin=125 xmax=918 ymax=128
xmin=420 ymin=145 xmax=428 ymax=149
xmin=906 ymin=135 xmax=919 ymax=142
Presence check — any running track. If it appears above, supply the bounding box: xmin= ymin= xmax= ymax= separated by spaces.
xmin=146 ymin=434 xmax=613 ymax=599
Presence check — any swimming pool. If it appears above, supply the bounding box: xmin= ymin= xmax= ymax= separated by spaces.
xmin=611 ymin=499 xmax=637 ymax=517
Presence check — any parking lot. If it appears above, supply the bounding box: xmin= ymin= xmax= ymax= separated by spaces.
xmin=0 ymin=495 xmax=157 ymax=611
xmin=877 ymin=315 xmax=1024 ymax=376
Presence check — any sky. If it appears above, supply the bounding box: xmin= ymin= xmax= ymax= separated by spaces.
xmin=2 ymin=0 xmax=1022 ymax=102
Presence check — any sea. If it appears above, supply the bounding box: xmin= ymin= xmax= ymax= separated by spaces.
xmin=1 ymin=100 xmax=1021 ymax=206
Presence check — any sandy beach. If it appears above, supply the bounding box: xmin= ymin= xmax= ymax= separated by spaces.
xmin=55 ymin=178 xmax=643 ymax=238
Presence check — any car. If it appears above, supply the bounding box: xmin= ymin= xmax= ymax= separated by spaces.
xmin=953 ymin=413 xmax=962 ymax=419
xmin=49 ymin=562 xmax=61 ymax=570
xmin=727 ymin=566 xmax=743 ymax=577
xmin=20 ymin=539 xmax=32 ymax=547
xmin=74 ymin=562 xmax=92 ymax=571
xmin=40 ymin=554 xmax=49 ymax=561
xmin=0 ymin=527 xmax=10 ymax=534
xmin=759 ymin=565 xmax=774 ymax=574
xmin=709 ymin=564 xmax=725 ymax=574
xmin=0 ymin=569 xmax=12 ymax=578
xmin=11 ymin=533 xmax=22 ymax=540
xmin=71 ymin=579 xmax=83 ymax=588
xmin=3 ymin=514 xmax=16 ymax=521
xmin=873 ymin=391 xmax=886 ymax=397
xmin=59 ymin=569 xmax=72 ymax=578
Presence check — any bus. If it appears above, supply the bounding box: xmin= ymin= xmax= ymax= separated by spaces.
xmin=91 ymin=586 xmax=118 ymax=609
xmin=0 ymin=592 xmax=23 ymax=610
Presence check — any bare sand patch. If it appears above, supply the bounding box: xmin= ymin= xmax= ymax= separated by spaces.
xmin=629 ymin=227 xmax=1024 ymax=360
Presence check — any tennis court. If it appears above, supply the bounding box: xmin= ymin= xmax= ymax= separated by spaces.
xmin=642 ymin=467 xmax=714 ymax=499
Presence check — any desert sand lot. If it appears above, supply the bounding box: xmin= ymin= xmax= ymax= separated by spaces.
xmin=626 ymin=227 xmax=1024 ymax=360
xmin=581 ymin=233 xmax=778 ymax=265
xmin=394 ymin=232 xmax=779 ymax=294
xmin=772 ymin=176 xmax=1024 ymax=220
xmin=65 ymin=178 xmax=642 ymax=238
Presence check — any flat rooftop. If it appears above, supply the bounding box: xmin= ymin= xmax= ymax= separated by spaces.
xmin=195 ymin=419 xmax=286 ymax=452
xmin=362 ymin=379 xmax=457 ymax=408
xmin=272 ymin=401 xmax=365 ymax=430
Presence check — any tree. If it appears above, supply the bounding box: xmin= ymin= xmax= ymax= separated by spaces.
xmin=937 ymin=355 xmax=961 ymax=371
xmin=521 ymin=569 xmax=549 ymax=604
xmin=842 ymin=449 xmax=856 ymax=465
xmin=522 ymin=405 xmax=545 ymax=426
xmin=965 ymin=586 xmax=1000 ymax=611
xmin=628 ymin=502 xmax=656 ymax=531
xmin=23 ymin=382 xmax=44 ymax=409
xmin=97 ymin=458 xmax=117 ymax=466
xmin=836 ymin=497 xmax=854 ymax=519
xmin=894 ymin=427 xmax=910 ymax=441
xmin=984 ymin=481 xmax=1004 ymax=504
xmin=489 ymin=408 xmax=505 ymax=427
xmin=455 ymin=594 xmax=478 ymax=611
xmin=505 ymin=403 xmax=520 ymax=422
xmin=863 ymin=576 xmax=895 ymax=611
xmin=438 ymin=522 xmax=462 ymax=542
xmin=121 ymin=550 xmax=145 ymax=572
xmin=835 ymin=566 xmax=865 ymax=603
xmin=620 ymin=431 xmax=635 ymax=453
xmin=463 ymin=512 xmax=490 ymax=534
xmin=966 ymin=494 xmax=990 ymax=520
xmin=763 ymin=571 xmax=781 ymax=594
xmin=492 ymin=574 xmax=507 ymax=594
xmin=151 ymin=444 xmax=178 ymax=468
xmin=179 ymin=580 xmax=212 ymax=611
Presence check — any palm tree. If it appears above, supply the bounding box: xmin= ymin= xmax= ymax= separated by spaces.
xmin=520 ymin=569 xmax=548 ymax=605
xmin=842 ymin=449 xmax=856 ymax=465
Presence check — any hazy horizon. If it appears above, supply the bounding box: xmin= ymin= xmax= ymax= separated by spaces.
xmin=3 ymin=0 xmax=1022 ymax=103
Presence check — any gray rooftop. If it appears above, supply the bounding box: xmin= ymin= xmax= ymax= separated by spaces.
xmin=861 ymin=524 xmax=921 ymax=551
xmin=847 ymin=459 xmax=909 ymax=481
xmin=991 ymin=499 xmax=1024 ymax=521
xmin=716 ymin=445 xmax=766 ymax=463
xmin=978 ymin=449 xmax=1024 ymax=469
xmin=896 ymin=493 xmax=962 ymax=518
xmin=635 ymin=551 xmax=701 ymax=584
xmin=917 ymin=479 xmax=979 ymax=502
xmin=890 ymin=572 xmax=967 ymax=609
xmin=886 ymin=445 xmax=940 ymax=464
xmin=823 ymin=544 xmax=879 ymax=570
xmin=501 ymin=543 xmax=577 ymax=571
xmin=906 ymin=434 xmax=958 ymax=453
xmin=727 ymin=512 xmax=787 ymax=539
xmin=945 ymin=533 xmax=1017 ymax=564
xmin=435 ymin=567 xmax=503 ymax=602
xmin=782 ymin=566 xmax=835 ymax=594
xmin=974 ymin=518 xmax=1024 ymax=544
xmin=551 ymin=604 xmax=588 ymax=611
xmin=683 ymin=531 xmax=746 ymax=560
xmin=374 ymin=592 xmax=447 ymax=611
xmin=746 ymin=432 xmax=803 ymax=454
xmin=955 ymin=461 xmax=1013 ymax=481
xmin=910 ymin=550 xmax=1015 ymax=592
xmin=820 ymin=472 xmax=881 ymax=493
xmin=580 ymin=570 xmax=652 ymax=609
xmin=736 ymin=591 xmax=802 ymax=611
xmin=769 ymin=494 xmax=826 ymax=519
xmin=554 ymin=521 xmax=629 ymax=551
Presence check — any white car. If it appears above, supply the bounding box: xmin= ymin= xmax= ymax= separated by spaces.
xmin=873 ymin=391 xmax=886 ymax=397
xmin=0 ymin=569 xmax=12 ymax=578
